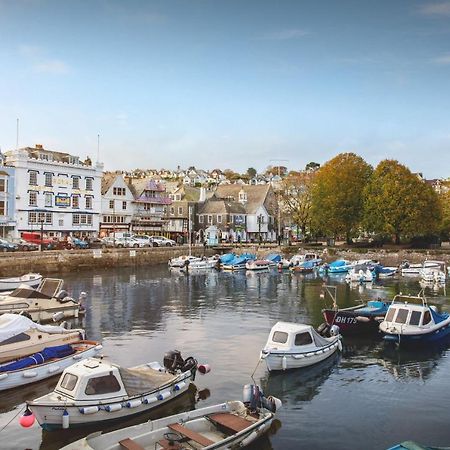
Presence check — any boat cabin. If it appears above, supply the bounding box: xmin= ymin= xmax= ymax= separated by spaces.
xmin=382 ymin=304 xmax=438 ymax=330
xmin=55 ymin=358 xmax=128 ymax=400
xmin=264 ymin=322 xmax=329 ymax=352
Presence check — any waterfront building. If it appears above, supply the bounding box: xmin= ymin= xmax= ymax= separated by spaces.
xmin=4 ymin=145 xmax=103 ymax=238
xmin=0 ymin=152 xmax=16 ymax=238
xmin=100 ymin=172 xmax=135 ymax=236
xmin=128 ymin=178 xmax=171 ymax=235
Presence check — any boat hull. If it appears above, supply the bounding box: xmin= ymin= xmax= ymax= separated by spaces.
xmin=30 ymin=370 xmax=193 ymax=430
xmin=382 ymin=323 xmax=450 ymax=345
xmin=0 ymin=302 xmax=80 ymax=322
xmin=322 ymin=309 xmax=383 ymax=335
xmin=262 ymin=339 xmax=341 ymax=372
xmin=0 ymin=274 xmax=42 ymax=292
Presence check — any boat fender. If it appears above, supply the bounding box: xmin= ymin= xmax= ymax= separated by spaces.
xmin=0 ymin=373 xmax=8 ymax=380
xmin=198 ymin=364 xmax=211 ymax=374
xmin=143 ymin=395 xmax=158 ymax=405
xmin=329 ymin=325 xmax=340 ymax=337
xmin=281 ymin=356 xmax=287 ymax=371
xmin=157 ymin=391 xmax=171 ymax=401
xmin=355 ymin=316 xmax=370 ymax=323
xmin=19 ymin=407 xmax=36 ymax=428
xmin=126 ymin=399 xmax=142 ymax=408
xmin=73 ymin=354 xmax=83 ymax=360
xmin=62 ymin=410 xmax=70 ymax=429
xmin=79 ymin=406 xmax=99 ymax=415
xmin=174 ymin=381 xmax=186 ymax=391
xmin=241 ymin=430 xmax=259 ymax=447
xmin=52 ymin=311 xmax=65 ymax=322
xmin=23 ymin=370 xmax=38 ymax=378
xmin=262 ymin=395 xmax=282 ymax=413
xmin=104 ymin=403 xmax=122 ymax=412
xmin=48 ymin=365 xmax=60 ymax=373
xmin=338 ymin=340 xmax=343 ymax=351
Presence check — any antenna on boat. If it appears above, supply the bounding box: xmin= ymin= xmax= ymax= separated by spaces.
xmin=321 ymin=285 xmax=338 ymax=309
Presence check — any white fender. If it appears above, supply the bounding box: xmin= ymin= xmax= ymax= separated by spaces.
xmin=174 ymin=381 xmax=186 ymax=391
xmin=241 ymin=430 xmax=259 ymax=447
xmin=79 ymin=406 xmax=99 ymax=415
xmin=143 ymin=395 xmax=158 ymax=405
xmin=23 ymin=371 xmax=37 ymax=378
xmin=62 ymin=410 xmax=70 ymax=429
xmin=158 ymin=391 xmax=171 ymax=401
xmin=338 ymin=340 xmax=343 ymax=351
xmin=281 ymin=356 xmax=287 ymax=371
xmin=126 ymin=399 xmax=142 ymax=408
xmin=48 ymin=365 xmax=60 ymax=373
xmin=105 ymin=403 xmax=123 ymax=412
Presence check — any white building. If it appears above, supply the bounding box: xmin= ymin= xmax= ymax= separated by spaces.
xmin=5 ymin=145 xmax=103 ymax=238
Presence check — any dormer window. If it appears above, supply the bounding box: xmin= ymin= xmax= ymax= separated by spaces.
xmin=238 ymin=189 xmax=247 ymax=203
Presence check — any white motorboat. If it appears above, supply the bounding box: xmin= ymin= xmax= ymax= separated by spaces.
xmin=277 ymin=258 xmax=291 ymax=270
xmin=290 ymin=253 xmax=322 ymax=267
xmin=0 ymin=313 xmax=85 ymax=363
xmin=345 ymin=268 xmax=374 ymax=283
xmin=0 ymin=273 xmax=42 ymax=292
xmin=401 ymin=260 xmax=440 ymax=276
xmin=0 ymin=278 xmax=83 ymax=322
xmin=168 ymin=255 xmax=201 ymax=268
xmin=60 ymin=385 xmax=280 ymax=450
xmin=180 ymin=257 xmax=219 ymax=272
xmin=261 ymin=322 xmax=342 ymax=372
xmin=245 ymin=259 xmax=270 ymax=271
xmin=0 ymin=341 xmax=102 ymax=391
xmin=419 ymin=261 xmax=446 ymax=284
xmin=27 ymin=350 xmax=200 ymax=430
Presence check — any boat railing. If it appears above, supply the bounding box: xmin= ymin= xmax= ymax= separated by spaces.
xmin=391 ymin=290 xmax=428 ymax=307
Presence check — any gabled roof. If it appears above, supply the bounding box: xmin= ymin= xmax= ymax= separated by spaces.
xmin=198 ymin=199 xmax=246 ymax=215
xmin=213 ymin=184 xmax=272 ymax=214
xmin=101 ymin=172 xmax=118 ymax=195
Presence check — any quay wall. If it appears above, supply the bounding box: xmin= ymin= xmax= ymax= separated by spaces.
xmin=0 ymin=246 xmax=214 ymax=277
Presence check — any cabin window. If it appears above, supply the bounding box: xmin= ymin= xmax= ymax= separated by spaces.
xmin=395 ymin=308 xmax=409 ymax=324
xmin=85 ymin=374 xmax=121 ymax=395
xmin=0 ymin=332 xmax=31 ymax=346
xmin=272 ymin=331 xmax=288 ymax=344
xmin=385 ymin=308 xmax=396 ymax=322
xmin=409 ymin=310 xmax=422 ymax=326
xmin=422 ymin=311 xmax=432 ymax=326
xmin=294 ymin=332 xmax=313 ymax=346
xmin=60 ymin=373 xmax=78 ymax=391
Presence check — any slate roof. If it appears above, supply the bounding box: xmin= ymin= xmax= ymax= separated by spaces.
xmin=213 ymin=184 xmax=272 ymax=214
xmin=101 ymin=172 xmax=118 ymax=195
xmin=198 ymin=199 xmax=246 ymax=215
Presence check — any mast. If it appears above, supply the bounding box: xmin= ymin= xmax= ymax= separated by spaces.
xmin=188 ymin=205 xmax=192 ymax=256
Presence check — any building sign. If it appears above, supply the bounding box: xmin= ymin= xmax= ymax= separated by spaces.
xmin=55 ymin=195 xmax=70 ymax=207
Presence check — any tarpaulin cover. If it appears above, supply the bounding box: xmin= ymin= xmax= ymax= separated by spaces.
xmin=119 ymin=366 xmax=176 ymax=396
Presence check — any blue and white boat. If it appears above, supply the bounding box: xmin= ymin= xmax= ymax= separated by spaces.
xmin=222 ymin=253 xmax=256 ymax=271
xmin=325 ymin=259 xmax=354 ymax=274
xmin=265 ymin=253 xmax=282 ymax=266
xmin=379 ymin=292 xmax=450 ymax=345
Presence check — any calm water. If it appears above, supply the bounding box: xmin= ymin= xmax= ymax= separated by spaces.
xmin=1 ymin=266 xmax=450 ymax=450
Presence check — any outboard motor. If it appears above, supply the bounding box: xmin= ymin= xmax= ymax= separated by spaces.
xmin=164 ymin=350 xmax=185 ymax=373
xmin=56 ymin=290 xmax=68 ymax=301
xmin=243 ymin=384 xmax=281 ymax=413
xmin=329 ymin=324 xmax=340 ymax=337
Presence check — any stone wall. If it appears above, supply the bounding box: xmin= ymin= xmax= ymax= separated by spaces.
xmin=0 ymin=247 xmax=213 ymax=277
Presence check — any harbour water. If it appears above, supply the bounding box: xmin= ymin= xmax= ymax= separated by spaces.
xmin=1 ymin=265 xmax=450 ymax=449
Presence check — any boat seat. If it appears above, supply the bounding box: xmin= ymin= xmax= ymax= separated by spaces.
xmin=119 ymin=438 xmax=145 ymax=450
xmin=207 ymin=413 xmax=253 ymax=434
xmin=157 ymin=438 xmax=183 ymax=449
xmin=167 ymin=423 xmax=214 ymax=447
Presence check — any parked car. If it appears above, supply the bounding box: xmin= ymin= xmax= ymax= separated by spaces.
xmin=71 ymin=237 xmax=89 ymax=249
xmin=100 ymin=237 xmax=115 ymax=248
xmin=21 ymin=232 xmax=54 ymax=250
xmin=150 ymin=236 xmax=176 ymax=247
xmin=0 ymin=238 xmax=18 ymax=252
xmin=14 ymin=238 xmax=39 ymax=251
xmin=131 ymin=235 xmax=154 ymax=247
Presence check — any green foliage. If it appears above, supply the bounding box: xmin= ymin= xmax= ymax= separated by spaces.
xmin=439 ymin=190 xmax=450 ymax=239
xmin=305 ymin=162 xmax=320 ymax=172
xmin=363 ymin=160 xmax=442 ymax=244
xmin=310 ymin=153 xmax=373 ymax=242
xmin=246 ymin=167 xmax=257 ymax=178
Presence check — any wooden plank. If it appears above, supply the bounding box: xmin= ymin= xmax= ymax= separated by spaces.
xmin=208 ymin=413 xmax=253 ymax=433
xmin=168 ymin=423 xmax=214 ymax=447
xmin=119 ymin=438 xmax=145 ymax=450
xmin=157 ymin=438 xmax=182 ymax=449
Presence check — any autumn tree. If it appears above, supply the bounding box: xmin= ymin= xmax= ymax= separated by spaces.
xmin=363 ymin=160 xmax=442 ymax=244
xmin=310 ymin=153 xmax=372 ymax=243
xmin=246 ymin=167 xmax=257 ymax=178
xmin=439 ymin=190 xmax=450 ymax=240
xmin=280 ymin=170 xmax=316 ymax=239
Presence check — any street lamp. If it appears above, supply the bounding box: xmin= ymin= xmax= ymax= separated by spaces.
xmin=257 ymin=214 xmax=264 ymax=245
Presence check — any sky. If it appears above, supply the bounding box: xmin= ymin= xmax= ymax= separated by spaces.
xmin=0 ymin=0 xmax=450 ymax=177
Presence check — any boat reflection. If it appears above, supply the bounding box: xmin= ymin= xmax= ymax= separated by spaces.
xmin=260 ymin=352 xmax=340 ymax=405
xmin=39 ymin=384 xmax=198 ymax=450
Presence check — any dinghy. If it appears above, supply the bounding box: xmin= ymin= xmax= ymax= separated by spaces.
xmin=0 ymin=313 xmax=85 ymax=363
xmin=27 ymin=350 xmax=201 ymax=430
xmin=0 ymin=273 xmax=42 ymax=292
xmin=60 ymin=384 xmax=281 ymax=450
xmin=261 ymin=322 xmax=342 ymax=371
xmin=379 ymin=292 xmax=450 ymax=345
xmin=0 ymin=341 xmax=102 ymax=391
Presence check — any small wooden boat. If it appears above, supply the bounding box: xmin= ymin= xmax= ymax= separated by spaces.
xmin=0 ymin=313 xmax=85 ymax=363
xmin=322 ymin=300 xmax=389 ymax=335
xmin=245 ymin=260 xmax=270 ymax=271
xmin=60 ymin=385 xmax=281 ymax=450
xmin=27 ymin=350 xmax=200 ymax=430
xmin=0 ymin=341 xmax=102 ymax=391
xmin=0 ymin=278 xmax=82 ymax=322
xmin=379 ymin=292 xmax=450 ymax=345
xmin=261 ymin=322 xmax=342 ymax=371
xmin=0 ymin=273 xmax=42 ymax=292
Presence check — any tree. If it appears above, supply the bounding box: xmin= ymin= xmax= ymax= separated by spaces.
xmin=310 ymin=153 xmax=372 ymax=243
xmin=305 ymin=162 xmax=320 ymax=172
xmin=280 ymin=171 xmax=316 ymax=240
xmin=246 ymin=167 xmax=257 ymax=178
xmin=363 ymin=160 xmax=442 ymax=244
xmin=439 ymin=189 xmax=450 ymax=240
xmin=265 ymin=165 xmax=288 ymax=177
xmin=223 ymin=169 xmax=240 ymax=181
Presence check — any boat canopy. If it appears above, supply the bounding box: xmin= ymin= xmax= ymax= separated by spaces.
xmin=266 ymin=254 xmax=281 ymax=263
xmin=0 ymin=314 xmax=73 ymax=343
xmin=219 ymin=253 xmax=235 ymax=264
xmin=329 ymin=260 xmax=347 ymax=268
xmin=268 ymin=322 xmax=331 ymax=348
xmin=119 ymin=366 xmax=176 ymax=396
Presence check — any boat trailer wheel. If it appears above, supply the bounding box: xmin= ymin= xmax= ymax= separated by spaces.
xmin=163 ymin=431 xmax=184 ymax=444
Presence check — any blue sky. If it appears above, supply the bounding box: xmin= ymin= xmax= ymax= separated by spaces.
xmin=0 ymin=0 xmax=449 ymax=177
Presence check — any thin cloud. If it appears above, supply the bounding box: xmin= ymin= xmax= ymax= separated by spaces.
xmin=418 ymin=2 xmax=450 ymax=16
xmin=259 ymin=28 xmax=310 ymax=41
xmin=34 ymin=60 xmax=69 ymax=74
xmin=18 ymin=44 xmax=70 ymax=75
xmin=431 ymin=53 xmax=450 ymax=64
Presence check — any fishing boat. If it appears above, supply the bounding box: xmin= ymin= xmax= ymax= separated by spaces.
xmin=245 ymin=259 xmax=270 ymax=271
xmin=0 ymin=278 xmax=83 ymax=322
xmin=26 ymin=350 xmax=201 ymax=430
xmin=0 ymin=273 xmax=42 ymax=292
xmin=373 ymin=265 xmax=397 ymax=279
xmin=322 ymin=300 xmax=390 ymax=335
xmin=60 ymin=384 xmax=281 ymax=450
xmin=345 ymin=268 xmax=374 ymax=283
xmin=0 ymin=313 xmax=85 ymax=363
xmin=260 ymin=322 xmax=342 ymax=371
xmin=379 ymin=292 xmax=450 ymax=345
xmin=0 ymin=341 xmax=102 ymax=391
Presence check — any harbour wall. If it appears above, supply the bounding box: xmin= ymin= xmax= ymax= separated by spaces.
xmin=0 ymin=246 xmax=214 ymax=277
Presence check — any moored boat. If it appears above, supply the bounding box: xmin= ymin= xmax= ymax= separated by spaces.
xmin=222 ymin=253 xmax=256 ymax=271
xmin=379 ymin=292 xmax=450 ymax=345
xmin=180 ymin=256 xmax=219 ymax=272
xmin=419 ymin=261 xmax=446 ymax=284
xmin=0 ymin=341 xmax=102 ymax=391
xmin=168 ymin=255 xmax=201 ymax=269
xmin=401 ymin=260 xmax=440 ymax=276
xmin=27 ymin=349 xmax=201 ymax=430
xmin=325 ymin=259 xmax=354 ymax=274
xmin=345 ymin=268 xmax=374 ymax=283
xmin=60 ymin=385 xmax=281 ymax=450
xmin=0 ymin=273 xmax=42 ymax=292
xmin=0 ymin=313 xmax=85 ymax=363
xmin=261 ymin=321 xmax=342 ymax=372
xmin=290 ymin=260 xmax=316 ymax=273
xmin=245 ymin=259 xmax=270 ymax=271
